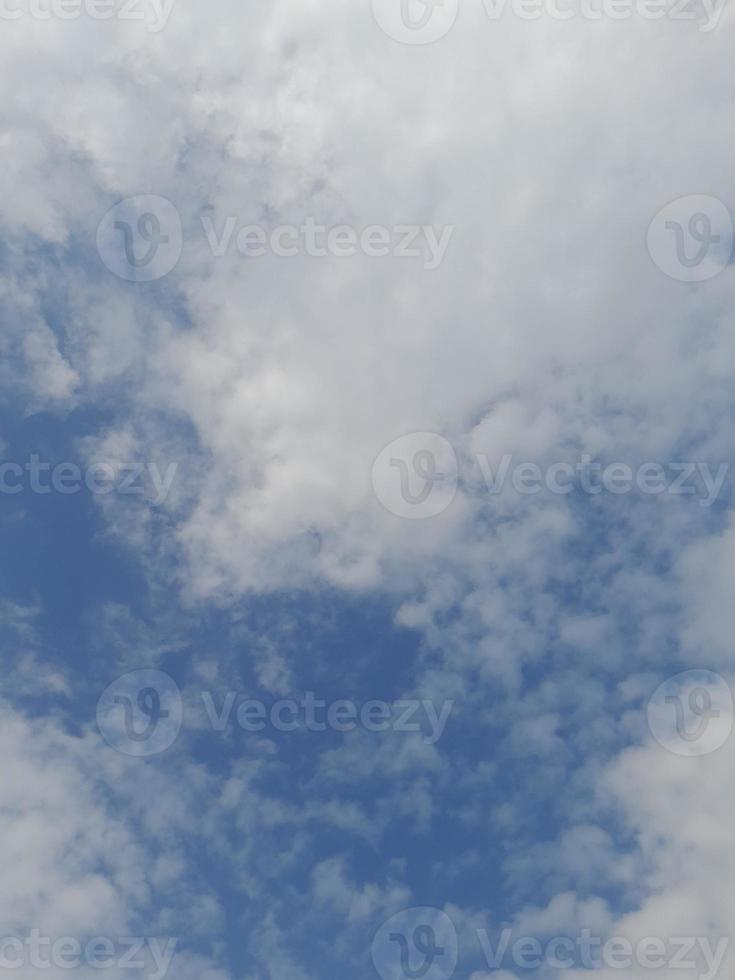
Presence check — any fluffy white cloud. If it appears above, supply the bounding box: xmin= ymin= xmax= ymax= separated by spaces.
xmin=2 ymin=4 xmax=735 ymax=977
xmin=2 ymin=0 xmax=733 ymax=608
xmin=0 ymin=700 xmax=231 ymax=980
xmin=548 ymin=721 xmax=735 ymax=980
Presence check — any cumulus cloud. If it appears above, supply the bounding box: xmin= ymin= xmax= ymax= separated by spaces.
xmin=0 ymin=700 xmax=231 ymax=980
xmin=2 ymin=2 xmax=734 ymax=978
xmin=2 ymin=0 xmax=732 ymax=607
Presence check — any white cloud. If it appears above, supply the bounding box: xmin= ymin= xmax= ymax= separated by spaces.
xmin=3 ymin=5 xmax=735 ymax=976
xmin=1 ymin=0 xmax=732 ymax=610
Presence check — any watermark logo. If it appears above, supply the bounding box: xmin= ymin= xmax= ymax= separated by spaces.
xmin=372 ymin=908 xmax=458 ymax=980
xmin=98 ymin=203 xmax=453 ymax=279
xmin=201 ymin=216 xmax=453 ymax=270
xmin=0 ymin=0 xmax=177 ymax=31
xmin=647 ymin=669 xmax=734 ymax=757
xmin=372 ymin=433 xmax=459 ymax=519
xmin=483 ymin=0 xmax=725 ymax=30
xmin=97 ymin=669 xmax=183 ymax=757
xmin=375 ymin=916 xmax=729 ymax=980
xmin=473 ymin=926 xmax=728 ymax=978
xmin=201 ymin=692 xmax=452 ymax=744
xmin=0 ymin=933 xmax=177 ymax=980
xmin=370 ymin=0 xmax=459 ymax=43
xmin=98 ymin=681 xmax=453 ymax=756
xmin=97 ymin=195 xmax=182 ymax=282
xmin=371 ymin=0 xmax=726 ymax=40
xmin=0 ymin=456 xmax=178 ymax=504
xmin=371 ymin=437 xmax=729 ymax=518
xmin=647 ymin=196 xmax=733 ymax=283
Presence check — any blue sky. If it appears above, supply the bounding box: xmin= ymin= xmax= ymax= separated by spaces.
xmin=2 ymin=383 xmax=729 ymax=979
xmin=2 ymin=3 xmax=735 ymax=980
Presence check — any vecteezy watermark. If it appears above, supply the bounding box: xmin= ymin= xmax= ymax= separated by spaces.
xmin=370 ymin=0 xmax=459 ymax=44
xmin=97 ymin=671 xmax=454 ymax=757
xmin=474 ymin=928 xmax=729 ymax=979
xmin=97 ymin=196 xmax=183 ymax=282
xmin=201 ymin=215 xmax=454 ymax=271
xmin=370 ymin=0 xmax=726 ymax=42
xmin=97 ymin=670 xmax=184 ymax=757
xmin=0 ymin=933 xmax=177 ymax=980
xmin=372 ymin=908 xmax=459 ymax=980
xmin=372 ymin=908 xmax=729 ymax=980
xmin=647 ymin=669 xmax=734 ymax=757
xmin=647 ymin=195 xmax=734 ymax=282
xmin=0 ymin=0 xmax=176 ymax=32
xmin=372 ymin=433 xmax=460 ymax=520
xmin=0 ymin=456 xmax=178 ymax=505
xmin=482 ymin=0 xmax=726 ymax=31
xmin=96 ymin=196 xmax=454 ymax=282
xmin=371 ymin=433 xmax=730 ymax=519
xmin=200 ymin=692 xmax=453 ymax=744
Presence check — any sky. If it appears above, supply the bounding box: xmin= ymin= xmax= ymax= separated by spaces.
xmin=2 ymin=1 xmax=735 ymax=979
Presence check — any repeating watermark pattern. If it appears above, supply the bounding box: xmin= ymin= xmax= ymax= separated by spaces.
xmin=97 ymin=196 xmax=454 ymax=282
xmin=647 ymin=195 xmax=734 ymax=282
xmin=372 ymin=908 xmax=729 ymax=980
xmin=370 ymin=0 xmax=726 ymax=42
xmin=372 ymin=908 xmax=459 ymax=980
xmin=647 ymin=669 xmax=734 ymax=757
xmin=100 ymin=193 xmax=735 ymax=283
xmin=372 ymin=433 xmax=730 ymax=519
xmin=0 ymin=933 xmax=177 ymax=979
xmin=0 ymin=0 xmax=177 ymax=31
xmin=0 ymin=456 xmax=178 ymax=505
xmin=97 ymin=671 xmax=454 ymax=757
